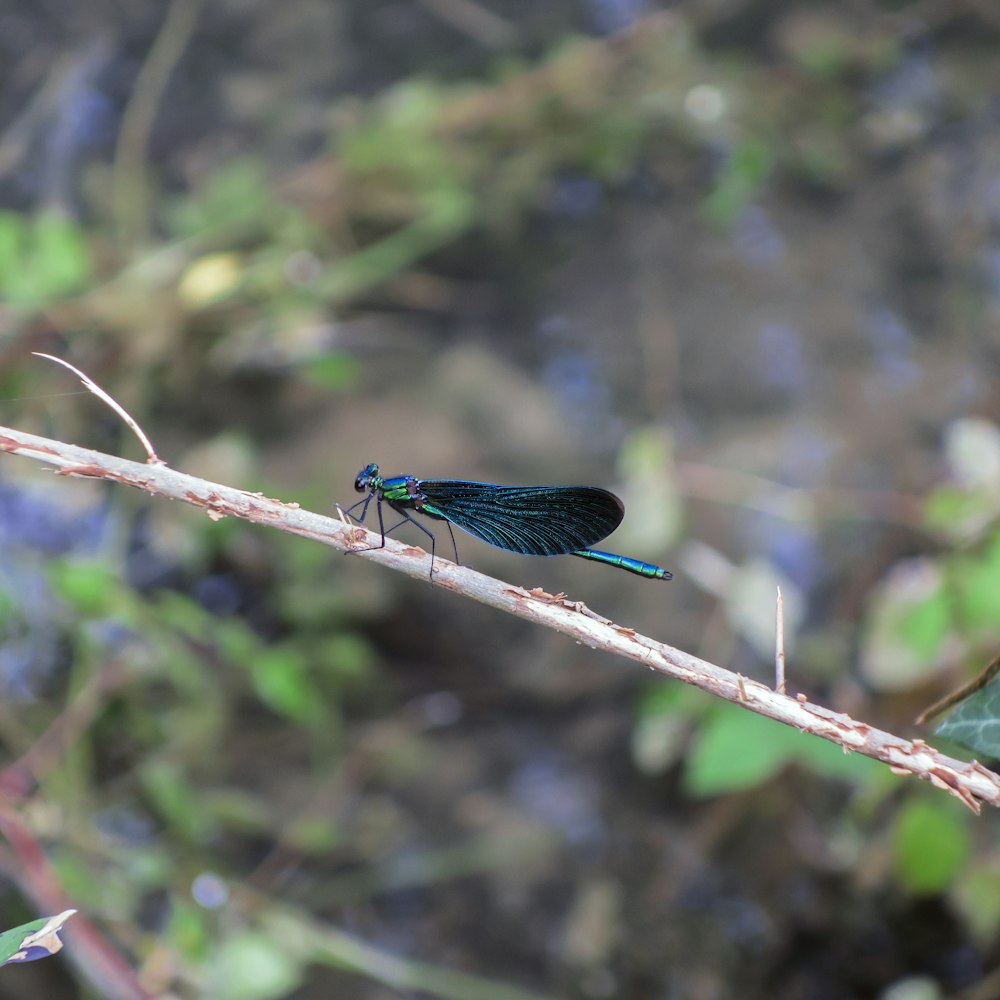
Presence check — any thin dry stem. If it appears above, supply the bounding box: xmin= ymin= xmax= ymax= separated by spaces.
xmin=32 ymin=353 xmax=162 ymax=463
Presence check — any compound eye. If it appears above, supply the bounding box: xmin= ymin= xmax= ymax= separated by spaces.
xmin=355 ymin=463 xmax=377 ymax=492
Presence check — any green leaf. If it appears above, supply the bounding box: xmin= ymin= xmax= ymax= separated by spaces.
xmin=893 ymin=799 xmax=970 ymax=895
xmin=0 ymin=911 xmax=76 ymax=966
xmin=935 ymin=674 xmax=1000 ymax=757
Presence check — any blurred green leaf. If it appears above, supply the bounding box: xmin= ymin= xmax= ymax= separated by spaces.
xmin=49 ymin=560 xmax=121 ymax=616
xmin=685 ymin=703 xmax=881 ymax=796
xmin=617 ymin=427 xmax=681 ymax=552
xmin=952 ymin=860 xmax=1000 ymax=945
xmin=897 ymin=587 xmax=952 ymax=660
xmin=893 ymin=799 xmax=970 ymax=895
xmin=141 ymin=759 xmax=214 ymax=844
xmin=250 ymin=646 xmax=325 ymax=724
xmin=0 ymin=584 xmax=16 ymax=623
xmin=583 ymin=113 xmax=646 ymax=177
xmin=685 ymin=708 xmax=792 ymax=796
xmin=206 ymin=930 xmax=303 ymax=1000
xmin=953 ymin=535 xmax=1000 ymax=630
xmin=50 ymin=853 xmax=137 ymax=916
xmin=155 ymin=591 xmax=216 ymax=639
xmin=0 ymin=211 xmax=90 ymax=305
xmin=702 ymin=137 xmax=773 ymax=226
xmin=316 ymin=187 xmax=476 ymax=303
xmin=793 ymin=731 xmax=884 ymax=783
xmin=632 ymin=682 xmax=708 ymax=776
xmin=636 ymin=680 xmax=707 ymax=721
xmin=286 ymin=817 xmax=340 ymax=854
xmin=301 ymin=353 xmax=362 ymax=391
xmin=859 ymin=559 xmax=951 ymax=691
xmin=164 ymin=159 xmax=275 ymax=238
xmin=631 ymin=708 xmax=690 ymax=776
xmin=924 ymin=486 xmax=1000 ymax=541
xmin=319 ymin=633 xmax=376 ymax=681
xmin=215 ymin=617 xmax=260 ymax=665
xmin=168 ymin=900 xmax=213 ymax=961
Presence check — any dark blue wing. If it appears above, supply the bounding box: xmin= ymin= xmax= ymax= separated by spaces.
xmin=417 ymin=480 xmax=624 ymax=556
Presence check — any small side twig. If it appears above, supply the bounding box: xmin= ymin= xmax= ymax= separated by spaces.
xmin=32 ymin=353 xmax=163 ymax=464
xmin=916 ymin=650 xmax=1000 ymax=725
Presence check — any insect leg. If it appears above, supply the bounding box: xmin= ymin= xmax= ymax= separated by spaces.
xmin=444 ymin=521 xmax=461 ymax=566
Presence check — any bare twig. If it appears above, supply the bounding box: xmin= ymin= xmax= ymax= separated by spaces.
xmin=32 ymin=353 xmax=162 ymax=463
xmin=0 ymin=424 xmax=997 ymax=812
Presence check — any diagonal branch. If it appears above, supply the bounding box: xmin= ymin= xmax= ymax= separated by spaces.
xmin=0 ymin=423 xmax=998 ymax=811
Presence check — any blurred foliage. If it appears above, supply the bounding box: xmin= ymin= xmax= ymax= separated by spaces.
xmin=2 ymin=5 xmax=1000 ymax=998
xmin=858 ymin=418 xmax=1000 ymax=755
xmin=633 ymin=415 xmax=1000 ymax=908
xmin=701 ymin=137 xmax=773 ymax=227
xmin=0 ymin=212 xmax=91 ymax=306
xmin=893 ymin=798 xmax=971 ymax=896
xmin=1 ymin=15 xmax=805 ymax=382
xmin=683 ymin=703 xmax=884 ymax=797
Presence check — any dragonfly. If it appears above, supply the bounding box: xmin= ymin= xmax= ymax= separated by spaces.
xmin=343 ymin=463 xmax=671 ymax=580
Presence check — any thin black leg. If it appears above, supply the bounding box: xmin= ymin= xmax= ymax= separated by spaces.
xmin=444 ymin=521 xmax=461 ymax=566
xmin=348 ymin=501 xmax=440 ymax=579
xmin=341 ymin=495 xmax=372 ymax=520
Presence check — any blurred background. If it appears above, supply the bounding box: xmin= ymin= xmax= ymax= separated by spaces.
xmin=1 ymin=1 xmax=1000 ymax=997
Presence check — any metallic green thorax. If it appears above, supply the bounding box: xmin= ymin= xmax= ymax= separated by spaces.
xmin=347 ymin=462 xmax=671 ymax=580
